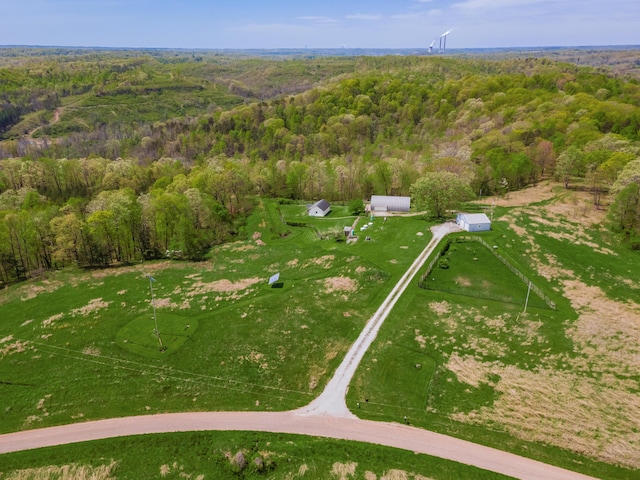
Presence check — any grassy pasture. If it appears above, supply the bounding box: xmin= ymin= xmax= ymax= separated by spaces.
xmin=421 ymin=237 xmax=549 ymax=309
xmin=347 ymin=193 xmax=640 ymax=479
xmin=0 ymin=200 xmax=431 ymax=434
xmin=0 ymin=431 xmax=511 ymax=480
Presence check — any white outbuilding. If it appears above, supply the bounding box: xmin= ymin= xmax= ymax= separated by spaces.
xmin=307 ymin=199 xmax=331 ymax=217
xmin=369 ymin=195 xmax=411 ymax=213
xmin=456 ymin=213 xmax=491 ymax=232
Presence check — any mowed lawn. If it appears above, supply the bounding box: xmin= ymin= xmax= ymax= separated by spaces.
xmin=0 ymin=199 xmax=432 ymax=434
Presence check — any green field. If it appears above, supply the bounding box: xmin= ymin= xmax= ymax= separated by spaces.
xmin=1 ymin=197 xmax=639 ymax=479
xmin=0 ymin=431 xmax=512 ymax=480
xmin=0 ymin=201 xmax=430 ymax=434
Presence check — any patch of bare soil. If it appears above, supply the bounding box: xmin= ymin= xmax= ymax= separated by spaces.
xmin=17 ymin=280 xmax=63 ymax=302
xmin=479 ymin=181 xmax=560 ymax=208
xmin=228 ymin=243 xmax=257 ymax=252
xmin=187 ymin=278 xmax=261 ymax=298
xmin=305 ymin=255 xmax=335 ymax=269
xmin=0 ymin=336 xmax=31 ymax=357
xmin=429 ymin=301 xmax=451 ymax=315
xmin=70 ymin=298 xmax=112 ymax=317
xmin=153 ymin=297 xmax=191 ymax=310
xmin=89 ymin=261 xmax=175 ymax=279
xmin=82 ymin=346 xmax=101 ymax=356
xmin=42 ymin=313 xmax=64 ymax=327
xmin=323 ymin=276 xmax=358 ymax=293
xmin=527 ymin=212 xmax=614 ymax=254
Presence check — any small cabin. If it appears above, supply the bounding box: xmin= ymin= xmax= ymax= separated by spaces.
xmin=456 ymin=213 xmax=491 ymax=232
xmin=307 ymin=199 xmax=331 ymax=217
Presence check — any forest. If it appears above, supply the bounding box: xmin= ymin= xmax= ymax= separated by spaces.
xmin=1 ymin=47 xmax=640 ymax=285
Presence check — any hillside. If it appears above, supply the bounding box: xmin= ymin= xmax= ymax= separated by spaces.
xmin=1 ymin=48 xmax=640 ymax=478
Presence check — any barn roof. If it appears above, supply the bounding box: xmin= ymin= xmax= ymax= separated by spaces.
xmin=370 ymin=195 xmax=411 ymax=212
xmin=460 ymin=213 xmax=491 ymax=224
xmin=309 ymin=199 xmax=331 ymax=211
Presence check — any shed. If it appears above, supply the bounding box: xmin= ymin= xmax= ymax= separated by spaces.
xmin=307 ymin=199 xmax=331 ymax=217
xmin=370 ymin=195 xmax=411 ymax=213
xmin=456 ymin=213 xmax=491 ymax=232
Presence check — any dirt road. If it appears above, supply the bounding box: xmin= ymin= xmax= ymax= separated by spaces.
xmin=0 ymin=411 xmax=596 ymax=479
xmin=0 ymin=223 xmax=598 ymax=479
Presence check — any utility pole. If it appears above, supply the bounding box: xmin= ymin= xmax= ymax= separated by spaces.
xmin=523 ymin=281 xmax=532 ymax=314
xmin=148 ymin=276 xmax=163 ymax=350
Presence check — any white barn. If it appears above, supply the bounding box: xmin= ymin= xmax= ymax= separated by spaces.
xmin=307 ymin=199 xmax=331 ymax=217
xmin=370 ymin=195 xmax=411 ymax=213
xmin=456 ymin=213 xmax=491 ymax=232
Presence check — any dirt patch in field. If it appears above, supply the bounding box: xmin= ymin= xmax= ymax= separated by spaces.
xmin=543 ymin=192 xmax=607 ymax=227
xmin=306 ymin=255 xmax=335 ymax=269
xmin=70 ymin=298 xmax=112 ymax=317
xmin=429 ymin=301 xmax=451 ymax=315
xmin=154 ymin=297 xmax=191 ymax=310
xmin=3 ymin=461 xmax=118 ymax=480
xmin=82 ymin=346 xmax=101 ymax=356
xmin=88 ymin=261 xmax=175 ymax=279
xmin=454 ymin=276 xmax=472 ymax=287
xmin=41 ymin=313 xmax=65 ymax=327
xmin=18 ymin=280 xmax=63 ymax=301
xmin=230 ymin=243 xmax=257 ymax=252
xmin=322 ymin=276 xmax=358 ymax=293
xmin=187 ymin=278 xmax=261 ymax=297
xmin=480 ymin=182 xmax=557 ymax=208
xmin=0 ymin=336 xmax=31 ymax=356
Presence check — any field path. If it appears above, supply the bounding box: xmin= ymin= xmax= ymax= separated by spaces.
xmin=0 ymin=222 xmax=598 ymax=480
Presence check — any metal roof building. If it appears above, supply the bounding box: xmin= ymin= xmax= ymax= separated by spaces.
xmin=370 ymin=195 xmax=411 ymax=213
xmin=307 ymin=199 xmax=331 ymax=217
xmin=456 ymin=213 xmax=491 ymax=232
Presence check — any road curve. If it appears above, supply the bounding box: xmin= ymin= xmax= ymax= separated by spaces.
xmin=0 ymin=223 xmax=598 ymax=480
xmin=0 ymin=411 xmax=596 ymax=480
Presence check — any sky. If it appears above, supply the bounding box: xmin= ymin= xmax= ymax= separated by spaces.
xmin=1 ymin=0 xmax=638 ymax=50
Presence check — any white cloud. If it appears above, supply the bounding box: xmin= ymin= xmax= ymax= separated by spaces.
xmin=346 ymin=13 xmax=383 ymax=21
xmin=451 ymin=0 xmax=553 ymax=9
xmin=297 ymin=16 xmax=341 ymax=26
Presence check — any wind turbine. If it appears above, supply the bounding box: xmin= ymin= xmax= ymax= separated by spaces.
xmin=439 ymin=29 xmax=452 ymax=53
xmin=428 ymin=39 xmax=435 ymax=53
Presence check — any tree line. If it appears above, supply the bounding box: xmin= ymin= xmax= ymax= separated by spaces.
xmin=1 ymin=53 xmax=640 ymax=285
xmin=0 ymin=157 xmax=252 ymax=285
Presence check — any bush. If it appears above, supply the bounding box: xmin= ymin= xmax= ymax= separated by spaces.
xmin=437 ymin=258 xmax=449 ymax=269
xmin=348 ymin=198 xmax=365 ymax=215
